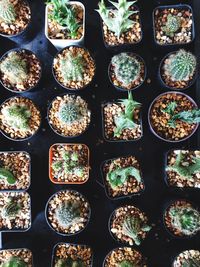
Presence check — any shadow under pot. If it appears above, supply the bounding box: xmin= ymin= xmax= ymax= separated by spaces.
xmin=101 ymin=155 xmax=145 ymax=200
xmin=163 ymin=199 xmax=200 ymax=238
xmin=165 ymin=149 xmax=200 ymax=189
xmin=108 ymin=52 xmax=146 ymax=91
xmin=109 ymin=205 xmax=152 ymax=246
xmin=47 ymin=94 xmax=91 ymax=138
xmin=45 ymin=189 xmax=91 ymax=236
xmin=159 ymin=49 xmax=197 ymax=90
xmin=103 ymin=246 xmax=147 ymax=267
xmin=52 ymin=45 xmax=96 ymax=91
xmin=0 ymin=96 xmax=41 ymax=141
xmin=0 ymin=248 xmax=33 ymax=266
xmin=153 ymin=4 xmax=195 ymax=46
xmin=172 ymin=249 xmax=200 ymax=267
xmin=0 ymin=48 xmax=42 ymax=93
xmin=148 ymin=91 xmax=199 ymax=142
xmin=51 ymin=243 xmax=93 ymax=267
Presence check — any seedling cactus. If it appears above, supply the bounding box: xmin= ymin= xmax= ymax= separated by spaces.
xmin=55 ymin=258 xmax=85 ymax=267
xmin=2 ymin=198 xmax=21 ymax=219
xmin=1 ymin=256 xmax=27 ymax=267
xmin=162 ymin=14 xmax=181 ymax=37
xmin=118 ymin=261 xmax=133 ymax=267
xmin=182 ymin=258 xmax=200 ymax=267
xmin=58 ymin=102 xmax=81 ymax=124
xmin=0 ymin=0 xmax=16 ymax=24
xmin=0 ymin=168 xmax=16 ymax=184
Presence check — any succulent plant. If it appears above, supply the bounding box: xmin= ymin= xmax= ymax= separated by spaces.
xmin=0 ymin=52 xmax=28 ymax=86
xmin=122 ymin=216 xmax=151 ymax=245
xmin=2 ymin=104 xmax=31 ymax=131
xmin=1 ymin=256 xmax=27 ymax=267
xmin=0 ymin=168 xmax=16 ymax=184
xmin=96 ymin=0 xmax=138 ymax=39
xmin=118 ymin=260 xmax=135 ymax=267
xmin=55 ymin=258 xmax=85 ymax=267
xmin=163 ymin=49 xmax=197 ymax=82
xmin=1 ymin=198 xmax=21 ymax=220
xmin=111 ymin=53 xmax=141 ymax=87
xmin=169 ymin=204 xmax=200 ymax=236
xmin=0 ymin=0 xmax=16 ymax=24
xmin=55 ymin=200 xmax=82 ymax=228
xmin=162 ymin=14 xmax=181 ymax=37
xmin=182 ymin=258 xmax=200 ymax=267
xmin=57 ymin=102 xmax=81 ymax=125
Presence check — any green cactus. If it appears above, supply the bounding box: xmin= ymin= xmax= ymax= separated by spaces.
xmin=118 ymin=261 xmax=135 ymax=267
xmin=2 ymin=104 xmax=31 ymax=131
xmin=55 ymin=258 xmax=85 ymax=267
xmin=0 ymin=52 xmax=28 ymax=86
xmin=163 ymin=49 xmax=197 ymax=82
xmin=162 ymin=14 xmax=181 ymax=37
xmin=55 ymin=200 xmax=82 ymax=228
xmin=182 ymin=258 xmax=200 ymax=267
xmin=112 ymin=53 xmax=141 ymax=87
xmin=0 ymin=168 xmax=16 ymax=184
xmin=122 ymin=216 xmax=151 ymax=245
xmin=0 ymin=0 xmax=16 ymax=24
xmin=1 ymin=256 xmax=27 ymax=267
xmin=1 ymin=198 xmax=21 ymax=219
xmin=58 ymin=102 xmax=81 ymax=125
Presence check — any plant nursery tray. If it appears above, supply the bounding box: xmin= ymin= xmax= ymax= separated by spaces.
xmin=0 ymin=0 xmax=200 ymax=267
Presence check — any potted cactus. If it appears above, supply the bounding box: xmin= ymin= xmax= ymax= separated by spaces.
xmin=52 ymin=243 xmax=93 ymax=267
xmin=45 ymin=190 xmax=91 ymax=236
xmin=108 ymin=52 xmax=146 ymax=91
xmin=101 ymin=155 xmax=145 ymax=199
xmin=109 ymin=205 xmax=151 ymax=246
xmin=96 ymin=0 xmax=142 ymax=48
xmin=164 ymin=200 xmax=200 ymax=238
xmin=52 ymin=46 xmax=96 ymax=90
xmin=0 ymin=0 xmax=31 ymax=38
xmin=165 ymin=150 xmax=200 ymax=189
xmin=48 ymin=94 xmax=91 ymax=137
xmin=0 ymin=97 xmax=41 ymax=141
xmin=103 ymin=247 xmax=147 ymax=267
xmin=0 ymin=151 xmax=31 ymax=191
xmin=0 ymin=248 xmax=33 ymax=266
xmin=0 ymin=49 xmax=42 ymax=93
xmin=45 ymin=0 xmax=85 ymax=50
xmin=172 ymin=250 xmax=200 ymax=267
xmin=159 ymin=49 xmax=197 ymax=90
xmin=148 ymin=92 xmax=200 ymax=142
xmin=153 ymin=5 xmax=195 ymax=46
xmin=102 ymin=92 xmax=143 ymax=142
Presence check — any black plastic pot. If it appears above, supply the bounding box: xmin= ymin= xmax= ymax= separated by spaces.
xmin=108 ymin=52 xmax=146 ymax=92
xmin=153 ymin=4 xmax=195 ymax=46
xmin=0 ymin=48 xmax=42 ymax=93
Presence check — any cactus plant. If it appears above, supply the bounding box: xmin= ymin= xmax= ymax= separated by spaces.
xmin=118 ymin=261 xmax=134 ymax=267
xmin=57 ymin=102 xmax=81 ymax=125
xmin=163 ymin=49 xmax=197 ymax=82
xmin=0 ymin=168 xmax=16 ymax=184
xmin=0 ymin=52 xmax=28 ymax=86
xmin=96 ymin=0 xmax=138 ymax=39
xmin=1 ymin=256 xmax=27 ymax=267
xmin=111 ymin=53 xmax=141 ymax=87
xmin=162 ymin=14 xmax=181 ymax=38
xmin=182 ymin=258 xmax=200 ymax=267
xmin=0 ymin=0 xmax=16 ymax=24
xmin=2 ymin=198 xmax=21 ymax=220
xmin=55 ymin=258 xmax=85 ymax=267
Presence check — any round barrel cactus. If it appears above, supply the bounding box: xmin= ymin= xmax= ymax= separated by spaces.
xmin=57 ymin=102 xmax=81 ymax=125
xmin=55 ymin=258 xmax=85 ymax=267
xmin=1 ymin=256 xmax=27 ymax=267
xmin=0 ymin=0 xmax=16 ymax=24
xmin=162 ymin=14 xmax=181 ymax=37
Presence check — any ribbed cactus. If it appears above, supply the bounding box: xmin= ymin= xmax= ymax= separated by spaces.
xmin=0 ymin=0 xmax=16 ymax=24
xmin=162 ymin=14 xmax=181 ymax=37
xmin=0 ymin=52 xmax=28 ymax=86
xmin=0 ymin=168 xmax=16 ymax=184
xmin=57 ymin=102 xmax=80 ymax=125
xmin=2 ymin=198 xmax=21 ymax=219
xmin=163 ymin=49 xmax=197 ymax=82
xmin=118 ymin=261 xmax=133 ymax=267
xmin=182 ymin=258 xmax=200 ymax=267
xmin=55 ymin=200 xmax=81 ymax=228
xmin=55 ymin=258 xmax=85 ymax=267
xmin=1 ymin=256 xmax=27 ymax=267
xmin=112 ymin=53 xmax=141 ymax=87
xmin=2 ymin=104 xmax=31 ymax=131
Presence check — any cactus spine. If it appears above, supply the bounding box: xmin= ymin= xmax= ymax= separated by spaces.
xmin=162 ymin=14 xmax=181 ymax=37
xmin=58 ymin=102 xmax=81 ymax=125
xmin=0 ymin=0 xmax=16 ymax=24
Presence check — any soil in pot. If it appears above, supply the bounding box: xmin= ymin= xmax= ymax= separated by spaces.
xmin=48 ymin=94 xmax=91 ymax=137
xmin=0 ymin=151 xmax=31 ymax=190
xmin=53 ymin=46 xmax=95 ymax=90
xmin=149 ymin=92 xmax=199 ymax=142
xmin=166 ymin=150 xmax=200 ymax=189
xmin=0 ymin=248 xmax=33 ymax=267
xmin=109 ymin=52 xmax=146 ymax=91
xmin=0 ymin=49 xmax=42 ymax=93
xmin=52 ymin=243 xmax=92 ymax=267
xmin=173 ymin=250 xmax=200 ymax=267
xmin=103 ymin=92 xmax=142 ymax=141
xmin=164 ymin=200 xmax=200 ymax=238
xmin=0 ymin=191 xmax=31 ymax=231
xmin=102 ymin=155 xmax=144 ymax=199
xmin=154 ymin=5 xmax=194 ymax=45
xmin=103 ymin=247 xmax=147 ymax=267
xmin=0 ymin=97 xmax=41 ymax=140
xmin=46 ymin=190 xmax=91 ymax=235
xmin=49 ymin=143 xmax=90 ymax=184
xmin=160 ymin=49 xmax=197 ymax=90
xmin=110 ymin=205 xmax=151 ymax=246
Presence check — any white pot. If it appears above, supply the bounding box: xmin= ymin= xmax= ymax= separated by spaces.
xmin=45 ymin=1 xmax=85 ymax=50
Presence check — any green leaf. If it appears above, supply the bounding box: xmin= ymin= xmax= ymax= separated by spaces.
xmin=162 ymin=101 xmax=177 ymax=116
xmin=173 ymin=110 xmax=200 ymax=124
xmin=114 ymin=115 xmax=138 ymax=137
xmin=0 ymin=168 xmax=16 ymax=185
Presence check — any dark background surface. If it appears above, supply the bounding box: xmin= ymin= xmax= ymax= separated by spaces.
xmin=0 ymin=0 xmax=200 ymax=266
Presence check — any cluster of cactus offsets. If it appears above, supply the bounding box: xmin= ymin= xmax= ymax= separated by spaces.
xmin=112 ymin=53 xmax=141 ymax=87
xmin=0 ymin=52 xmax=28 ymax=86
xmin=2 ymin=104 xmax=31 ymax=131
xmin=162 ymin=14 xmax=181 ymax=37
xmin=0 ymin=168 xmax=16 ymax=185
xmin=55 ymin=258 xmax=85 ymax=267
xmin=55 ymin=200 xmax=81 ymax=228
xmin=169 ymin=205 xmax=200 ymax=236
xmin=1 ymin=256 xmax=27 ymax=267
xmin=57 ymin=102 xmax=81 ymax=125
xmin=60 ymin=52 xmax=85 ymax=83
xmin=118 ymin=261 xmax=133 ymax=267
xmin=96 ymin=0 xmax=138 ymax=39
xmin=0 ymin=0 xmax=16 ymax=24
xmin=163 ymin=49 xmax=197 ymax=82
xmin=2 ymin=198 xmax=21 ymax=220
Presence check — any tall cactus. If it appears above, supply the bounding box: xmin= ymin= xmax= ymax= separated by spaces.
xmin=0 ymin=0 xmax=16 ymax=24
